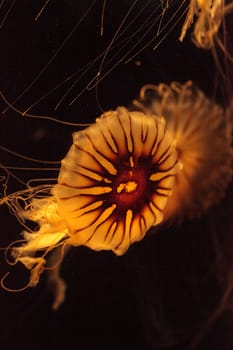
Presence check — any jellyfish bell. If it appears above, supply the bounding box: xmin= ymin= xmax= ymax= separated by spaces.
xmin=7 ymin=106 xmax=179 ymax=307
xmin=133 ymin=80 xmax=233 ymax=221
xmin=53 ymin=107 xmax=179 ymax=254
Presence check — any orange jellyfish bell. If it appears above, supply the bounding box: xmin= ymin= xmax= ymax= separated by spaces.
xmin=10 ymin=106 xmax=179 ymax=300
xmin=133 ymin=81 xmax=233 ymax=221
xmin=53 ymin=106 xmax=179 ymax=254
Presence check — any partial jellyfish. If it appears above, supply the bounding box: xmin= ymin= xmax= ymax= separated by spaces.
xmin=133 ymin=80 xmax=233 ymax=220
xmin=180 ymin=0 xmax=233 ymax=49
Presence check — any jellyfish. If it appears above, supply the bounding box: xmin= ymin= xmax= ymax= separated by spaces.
xmin=4 ymin=106 xmax=179 ymax=309
xmin=133 ymin=80 xmax=233 ymax=221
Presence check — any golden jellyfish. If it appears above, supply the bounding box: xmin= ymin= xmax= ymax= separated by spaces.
xmin=133 ymin=80 xmax=233 ymax=221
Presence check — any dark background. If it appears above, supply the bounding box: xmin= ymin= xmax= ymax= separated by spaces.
xmin=0 ymin=1 xmax=233 ymax=349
